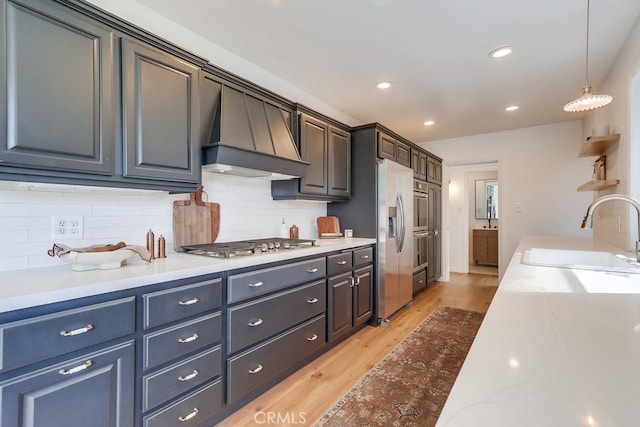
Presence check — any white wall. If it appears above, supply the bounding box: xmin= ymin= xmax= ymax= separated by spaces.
xmin=582 ymin=15 xmax=640 ymax=251
xmin=0 ymin=174 xmax=326 ymax=272
xmin=423 ymin=120 xmax=594 ymax=277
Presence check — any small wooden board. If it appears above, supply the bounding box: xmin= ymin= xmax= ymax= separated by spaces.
xmin=173 ymin=187 xmax=220 ymax=251
xmin=317 ymin=216 xmax=340 ymax=235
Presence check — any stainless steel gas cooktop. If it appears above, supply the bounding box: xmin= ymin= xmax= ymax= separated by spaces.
xmin=181 ymin=238 xmax=316 ymax=259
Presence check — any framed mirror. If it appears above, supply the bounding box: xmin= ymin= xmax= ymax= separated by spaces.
xmin=475 ymin=180 xmax=498 ymax=219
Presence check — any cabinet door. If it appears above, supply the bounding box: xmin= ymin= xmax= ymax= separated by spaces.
xmin=353 ymin=265 xmax=373 ymax=327
xmin=472 ymin=230 xmax=488 ymax=264
xmin=377 ymin=132 xmax=396 ymax=161
xmin=328 ymin=126 xmax=350 ymax=197
xmin=122 ymin=38 xmax=200 ymax=183
xmin=427 ymin=156 xmax=442 ymax=185
xmin=396 ymin=141 xmax=411 ymax=168
xmin=299 ymin=113 xmax=328 ymax=195
xmin=0 ymin=0 xmax=114 ymax=174
xmin=0 ymin=341 xmax=134 ymax=427
xmin=327 ymin=272 xmax=353 ymax=341
xmin=487 ymin=231 xmax=498 ymax=264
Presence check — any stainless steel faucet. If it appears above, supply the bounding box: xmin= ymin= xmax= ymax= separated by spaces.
xmin=581 ymin=194 xmax=640 ymax=262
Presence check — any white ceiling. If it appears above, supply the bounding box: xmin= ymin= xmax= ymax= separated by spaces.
xmin=134 ymin=0 xmax=640 ymax=142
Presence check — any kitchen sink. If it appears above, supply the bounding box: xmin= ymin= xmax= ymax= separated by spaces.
xmin=521 ymin=247 xmax=640 ymax=274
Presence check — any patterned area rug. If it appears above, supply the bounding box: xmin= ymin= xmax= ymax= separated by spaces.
xmin=313 ymin=306 xmax=484 ymax=427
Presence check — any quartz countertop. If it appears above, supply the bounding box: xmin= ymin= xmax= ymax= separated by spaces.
xmin=437 ymin=235 xmax=640 ymax=427
xmin=0 ymin=237 xmax=375 ymax=314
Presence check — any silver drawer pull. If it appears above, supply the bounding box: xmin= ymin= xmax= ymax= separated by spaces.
xmin=59 ymin=360 xmax=92 ymax=375
xmin=178 ymin=297 xmax=200 ymax=306
xmin=337 ymin=260 xmax=347 ymax=265
xmin=60 ymin=323 xmax=94 ymax=337
xmin=178 ymin=370 xmax=199 ymax=382
xmin=307 ymin=268 xmax=319 ymax=273
xmin=178 ymin=408 xmax=199 ymax=422
xmin=307 ymin=297 xmax=319 ymax=304
xmin=249 ymin=281 xmax=264 ymax=288
xmin=248 ymin=364 xmax=264 ymax=374
xmin=248 ymin=318 xmax=263 ymax=327
xmin=307 ymin=334 xmax=318 ymax=342
xmin=178 ymin=333 xmax=199 ymax=344
xmin=360 ymin=255 xmax=370 ymax=259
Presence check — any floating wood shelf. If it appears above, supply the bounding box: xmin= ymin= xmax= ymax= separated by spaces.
xmin=578 ymin=133 xmax=620 ymax=157
xmin=577 ymin=179 xmax=620 ymax=192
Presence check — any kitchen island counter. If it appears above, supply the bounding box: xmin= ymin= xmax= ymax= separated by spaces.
xmin=437 ymin=235 xmax=640 ymax=427
xmin=0 ymin=237 xmax=375 ymax=313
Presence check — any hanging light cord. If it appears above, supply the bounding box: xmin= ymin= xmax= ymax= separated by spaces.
xmin=584 ymin=0 xmax=591 ymax=88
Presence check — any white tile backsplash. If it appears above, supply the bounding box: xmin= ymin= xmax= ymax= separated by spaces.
xmin=0 ymin=174 xmax=327 ymax=272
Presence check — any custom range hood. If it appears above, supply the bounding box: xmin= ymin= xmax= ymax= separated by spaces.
xmin=202 ymin=84 xmax=308 ymax=179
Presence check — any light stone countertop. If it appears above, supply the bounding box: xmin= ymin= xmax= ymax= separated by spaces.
xmin=436 ymin=235 xmax=640 ymax=427
xmin=0 ymin=237 xmax=375 ymax=314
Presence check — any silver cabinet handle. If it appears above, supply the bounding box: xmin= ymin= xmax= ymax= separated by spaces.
xmin=307 ymin=297 xmax=319 ymax=304
xmin=307 ymin=268 xmax=319 ymax=273
xmin=59 ymin=360 xmax=92 ymax=375
xmin=178 ymin=408 xmax=199 ymax=422
xmin=60 ymin=324 xmax=94 ymax=337
xmin=355 ymin=275 xmax=361 ymax=286
xmin=248 ymin=319 xmax=263 ymax=327
xmin=248 ymin=364 xmax=263 ymax=374
xmin=349 ymin=277 xmax=355 ymax=287
xmin=178 ymin=297 xmax=199 ymax=306
xmin=178 ymin=333 xmax=199 ymax=344
xmin=307 ymin=334 xmax=318 ymax=341
xmin=360 ymin=255 xmax=370 ymax=259
xmin=337 ymin=260 xmax=347 ymax=265
xmin=178 ymin=370 xmax=199 ymax=382
xmin=249 ymin=281 xmax=264 ymax=288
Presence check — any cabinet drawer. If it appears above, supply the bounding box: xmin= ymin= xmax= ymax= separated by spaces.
xmin=143 ymin=380 xmax=223 ymax=427
xmin=227 ymin=280 xmax=325 ymax=353
xmin=227 ymin=315 xmax=325 ymax=405
xmin=412 ymin=270 xmax=427 ymax=294
xmin=143 ymin=346 xmax=222 ymax=411
xmin=143 ymin=313 xmax=221 ymax=370
xmin=143 ymin=278 xmax=222 ymax=329
xmin=353 ymin=247 xmax=373 ymax=267
xmin=228 ymin=257 xmax=325 ymax=303
xmin=327 ymin=252 xmax=353 ymax=276
xmin=0 ymin=341 xmax=134 ymax=427
xmin=0 ymin=297 xmax=135 ymax=372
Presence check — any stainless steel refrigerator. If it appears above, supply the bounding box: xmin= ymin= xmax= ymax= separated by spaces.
xmin=377 ymin=159 xmax=414 ymax=324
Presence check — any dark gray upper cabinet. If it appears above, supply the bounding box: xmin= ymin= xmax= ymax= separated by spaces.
xmin=0 ymin=0 xmax=115 ymax=175
xmin=377 ymin=130 xmax=411 ymax=168
xmin=299 ymin=113 xmax=328 ymax=194
xmin=427 ymin=155 xmax=443 ymax=185
xmin=271 ymin=106 xmax=351 ymax=201
xmin=412 ymin=148 xmax=428 ymax=181
xmin=328 ymin=126 xmax=351 ymax=198
xmin=121 ymin=38 xmax=201 ymax=184
xmin=0 ymin=0 xmax=205 ymax=192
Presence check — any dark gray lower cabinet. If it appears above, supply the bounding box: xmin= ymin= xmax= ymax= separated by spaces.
xmin=0 ymin=341 xmax=134 ymax=427
xmin=327 ymin=247 xmax=374 ymax=342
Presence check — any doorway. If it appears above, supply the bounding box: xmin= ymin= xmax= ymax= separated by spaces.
xmin=447 ymin=162 xmax=499 ymax=277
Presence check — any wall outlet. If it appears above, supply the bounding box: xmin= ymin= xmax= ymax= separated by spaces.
xmin=514 ymin=202 xmax=523 ymax=213
xmin=52 ymin=216 xmax=84 ymax=240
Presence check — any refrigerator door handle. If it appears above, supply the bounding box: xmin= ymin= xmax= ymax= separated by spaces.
xmin=397 ymin=192 xmax=406 ymax=252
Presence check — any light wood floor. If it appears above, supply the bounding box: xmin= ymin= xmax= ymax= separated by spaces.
xmin=218 ymin=272 xmax=498 ymax=426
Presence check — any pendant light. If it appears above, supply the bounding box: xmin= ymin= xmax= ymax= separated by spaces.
xmin=563 ymin=0 xmax=613 ymax=112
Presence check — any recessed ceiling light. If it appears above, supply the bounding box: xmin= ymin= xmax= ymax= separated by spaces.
xmin=505 ymin=105 xmax=519 ymax=111
xmin=377 ymin=81 xmax=392 ymax=89
xmin=489 ymin=46 xmax=512 ymax=58
xmin=423 ymin=120 xmax=435 ymax=126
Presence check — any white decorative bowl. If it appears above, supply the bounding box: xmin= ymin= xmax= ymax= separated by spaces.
xmin=59 ymin=249 xmax=135 ymax=271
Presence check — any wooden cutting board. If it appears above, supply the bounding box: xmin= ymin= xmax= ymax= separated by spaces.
xmin=173 ymin=187 xmax=220 ymax=251
xmin=317 ymin=216 xmax=341 ymax=237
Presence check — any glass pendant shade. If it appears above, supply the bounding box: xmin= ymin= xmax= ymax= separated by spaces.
xmin=563 ymin=85 xmax=613 ymax=112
